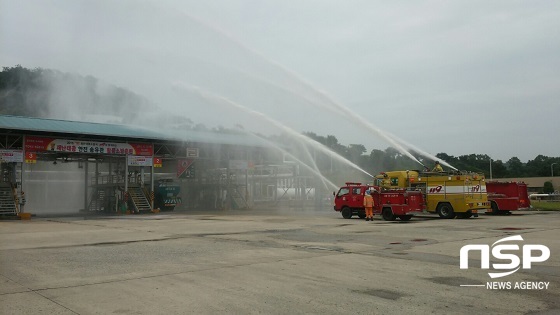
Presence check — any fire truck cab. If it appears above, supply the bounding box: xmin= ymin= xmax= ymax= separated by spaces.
xmin=375 ymin=170 xmax=490 ymax=219
xmin=333 ymin=182 xmax=425 ymax=221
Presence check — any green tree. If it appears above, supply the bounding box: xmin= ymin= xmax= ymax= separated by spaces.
xmin=347 ymin=144 xmax=366 ymax=164
xmin=1 ymin=65 xmax=154 ymax=122
xmin=491 ymin=160 xmax=508 ymax=178
xmin=0 ymin=65 xmax=49 ymax=117
xmin=543 ymin=181 xmax=554 ymax=194
xmin=435 ymin=152 xmax=454 ymax=164
xmin=526 ymin=155 xmax=553 ymax=177
xmin=506 ymin=157 xmax=525 ymax=177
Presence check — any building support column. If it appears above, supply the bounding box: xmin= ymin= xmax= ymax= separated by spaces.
xmin=84 ymin=160 xmax=89 ymax=212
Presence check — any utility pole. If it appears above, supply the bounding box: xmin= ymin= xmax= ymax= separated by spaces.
xmin=552 ymin=163 xmax=557 ymax=177
xmin=489 ymin=158 xmax=493 ymax=180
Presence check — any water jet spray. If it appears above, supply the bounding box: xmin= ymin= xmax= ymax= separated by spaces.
xmin=172 ymin=82 xmax=374 ymax=179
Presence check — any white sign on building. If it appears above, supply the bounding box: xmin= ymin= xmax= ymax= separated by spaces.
xmin=0 ymin=149 xmax=24 ymax=162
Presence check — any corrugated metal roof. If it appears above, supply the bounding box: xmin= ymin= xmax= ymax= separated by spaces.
xmin=0 ymin=115 xmax=155 ymax=138
xmin=0 ymin=115 xmax=269 ymax=147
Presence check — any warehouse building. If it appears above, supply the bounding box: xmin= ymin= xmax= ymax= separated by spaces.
xmin=0 ymin=115 xmax=321 ymax=217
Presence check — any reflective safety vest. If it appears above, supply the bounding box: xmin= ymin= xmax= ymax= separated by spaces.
xmin=363 ymin=194 xmax=374 ymax=207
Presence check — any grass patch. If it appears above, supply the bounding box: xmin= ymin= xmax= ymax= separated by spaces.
xmin=531 ymin=201 xmax=560 ymax=211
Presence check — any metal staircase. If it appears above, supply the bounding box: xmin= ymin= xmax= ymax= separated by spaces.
xmin=0 ymin=184 xmax=18 ymax=215
xmin=128 ymin=187 xmax=152 ymax=212
xmin=88 ymin=188 xmax=106 ymax=212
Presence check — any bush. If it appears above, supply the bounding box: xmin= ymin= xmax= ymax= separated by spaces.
xmin=543 ymin=181 xmax=555 ymax=194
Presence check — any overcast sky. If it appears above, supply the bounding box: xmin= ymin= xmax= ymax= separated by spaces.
xmin=1 ymin=0 xmax=559 ymax=162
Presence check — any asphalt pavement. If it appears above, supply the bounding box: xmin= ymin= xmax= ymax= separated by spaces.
xmin=1 ymin=209 xmax=559 ymax=314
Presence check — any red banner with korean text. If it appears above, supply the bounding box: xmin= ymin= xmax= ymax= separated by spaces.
xmin=24 ymin=136 xmax=153 ymax=156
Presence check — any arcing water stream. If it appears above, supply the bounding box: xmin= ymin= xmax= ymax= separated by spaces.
xmin=177 ymin=12 xmax=458 ymax=170
xmin=244 ymin=132 xmax=339 ymax=191
xmin=172 ymin=82 xmax=374 ymax=179
xmin=384 ymin=132 xmax=458 ymax=171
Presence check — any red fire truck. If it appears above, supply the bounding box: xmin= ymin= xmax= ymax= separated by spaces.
xmin=486 ymin=181 xmax=530 ymax=214
xmin=333 ymin=182 xmax=425 ymax=221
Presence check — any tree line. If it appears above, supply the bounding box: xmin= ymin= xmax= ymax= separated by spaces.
xmin=302 ymin=132 xmax=559 ymax=179
xmin=0 ymin=65 xmax=152 ymax=122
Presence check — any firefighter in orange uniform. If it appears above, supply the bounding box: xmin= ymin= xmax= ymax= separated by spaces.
xmin=363 ymin=189 xmax=375 ymax=221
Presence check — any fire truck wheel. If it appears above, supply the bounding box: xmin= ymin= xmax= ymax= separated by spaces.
xmin=437 ymin=203 xmax=456 ymax=219
xmin=341 ymin=207 xmax=352 ymax=219
xmin=382 ymin=208 xmax=396 ymax=221
xmin=491 ymin=202 xmax=500 ymax=215
xmin=398 ymin=215 xmax=412 ymax=221
xmin=358 ymin=213 xmax=366 ymax=219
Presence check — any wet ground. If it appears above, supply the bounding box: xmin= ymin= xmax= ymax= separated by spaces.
xmin=1 ymin=209 xmax=559 ymax=314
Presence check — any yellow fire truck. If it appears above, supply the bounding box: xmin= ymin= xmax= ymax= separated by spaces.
xmin=375 ymin=170 xmax=490 ymax=219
